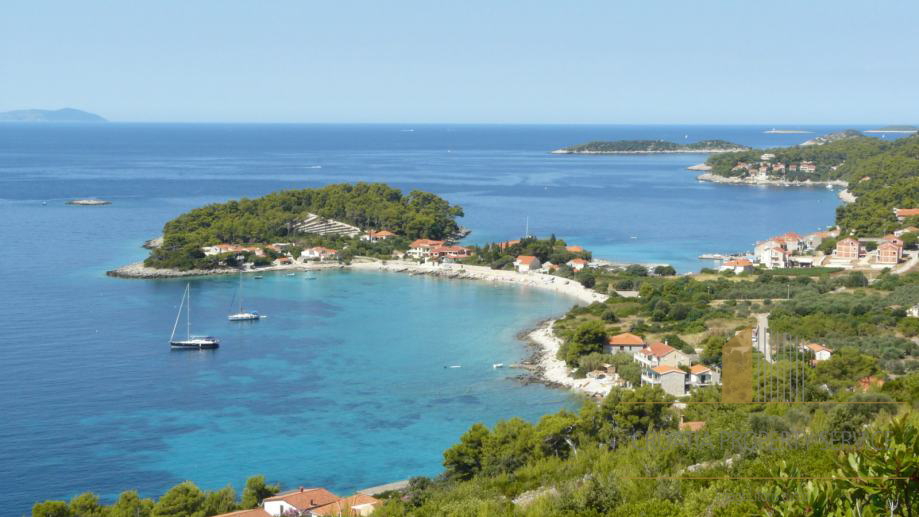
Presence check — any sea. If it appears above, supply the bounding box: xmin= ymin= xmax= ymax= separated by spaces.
xmin=0 ymin=124 xmax=875 ymax=513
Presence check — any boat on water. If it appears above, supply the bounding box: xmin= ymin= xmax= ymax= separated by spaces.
xmin=228 ymin=273 xmax=264 ymax=321
xmin=170 ymin=283 xmax=219 ymax=349
xmin=492 ymin=363 xmax=504 ymax=368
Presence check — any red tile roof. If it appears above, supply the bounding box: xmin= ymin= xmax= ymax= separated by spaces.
xmin=516 ymin=255 xmax=539 ymax=265
xmin=896 ymin=208 xmax=919 ymax=218
xmin=568 ymin=258 xmax=588 ymax=265
xmin=608 ymin=332 xmax=645 ymax=346
xmin=312 ymin=494 xmax=382 ymax=516
xmin=213 ymin=509 xmax=271 ymax=517
xmin=679 ymin=420 xmax=706 ymax=432
xmin=264 ymin=488 xmax=339 ymax=510
xmin=689 ymin=364 xmax=711 ymax=374
xmin=640 ymin=342 xmax=677 ymax=358
xmin=806 ymin=343 xmax=832 ymax=353
xmin=565 ymin=245 xmax=584 ymax=252
xmin=651 ymin=365 xmax=684 ymax=375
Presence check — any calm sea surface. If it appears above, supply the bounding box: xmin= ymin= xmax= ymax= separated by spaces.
xmin=0 ymin=124 xmax=863 ymax=512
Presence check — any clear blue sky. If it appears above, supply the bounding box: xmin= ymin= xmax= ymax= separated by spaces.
xmin=1 ymin=0 xmax=917 ymax=124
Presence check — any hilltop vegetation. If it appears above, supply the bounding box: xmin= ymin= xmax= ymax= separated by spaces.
xmin=554 ymin=139 xmax=748 ymax=154
xmin=708 ymin=133 xmax=919 ymax=235
xmin=144 ymin=183 xmax=463 ymax=270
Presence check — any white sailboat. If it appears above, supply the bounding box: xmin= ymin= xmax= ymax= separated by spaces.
xmin=228 ymin=273 xmax=263 ymax=321
xmin=170 ymin=283 xmax=219 ymax=349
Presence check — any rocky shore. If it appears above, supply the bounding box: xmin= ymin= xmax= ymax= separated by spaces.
xmin=523 ymin=320 xmax=612 ymax=397
xmin=106 ymin=261 xmax=345 ymax=279
xmin=696 ymin=173 xmax=848 ymax=188
xmin=838 ymin=189 xmax=857 ymax=203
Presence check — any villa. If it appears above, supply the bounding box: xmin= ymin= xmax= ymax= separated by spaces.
xmin=834 ymin=237 xmax=861 ymax=260
xmin=877 ymin=240 xmax=903 ymax=265
xmin=273 ymin=256 xmax=293 ymax=266
xmin=634 ymin=342 xmax=689 ymax=370
xmin=217 ymin=486 xmax=381 ymax=517
xmin=689 ymin=364 xmax=719 ymax=388
xmin=430 ymin=245 xmax=471 ymax=261
xmin=203 ymin=244 xmax=267 ymax=257
xmin=407 ymin=239 xmax=446 ymax=259
xmin=567 ymin=258 xmax=589 ymax=271
xmin=641 ymin=365 xmax=687 ymax=396
xmin=514 ymin=255 xmax=541 ymax=273
xmin=799 ymin=162 xmax=817 ymax=173
xmin=301 ymin=246 xmax=339 ymax=261
xmin=604 ymin=332 xmax=646 ymax=354
xmin=361 ymin=230 xmax=396 ymax=243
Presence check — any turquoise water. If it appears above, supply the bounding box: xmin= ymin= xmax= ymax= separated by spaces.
xmin=0 ymin=124 xmax=863 ymax=512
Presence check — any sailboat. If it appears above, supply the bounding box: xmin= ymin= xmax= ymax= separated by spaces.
xmin=228 ymin=273 xmax=263 ymax=321
xmin=170 ymin=283 xmax=219 ymax=349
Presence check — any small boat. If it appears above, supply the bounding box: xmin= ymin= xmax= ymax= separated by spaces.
xmin=444 ymin=365 xmax=462 ymax=369
xmin=492 ymin=363 xmax=504 ymax=369
xmin=630 ymin=236 xmax=638 ymax=239
xmin=170 ymin=283 xmax=219 ymax=349
xmin=286 ymin=273 xmax=296 ymax=277
xmin=825 ymin=184 xmax=833 ymax=190
xmin=253 ymin=275 xmax=264 ymax=279
xmin=228 ymin=273 xmax=264 ymax=321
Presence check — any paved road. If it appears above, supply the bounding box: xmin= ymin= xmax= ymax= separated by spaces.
xmin=754 ymin=313 xmax=773 ymax=363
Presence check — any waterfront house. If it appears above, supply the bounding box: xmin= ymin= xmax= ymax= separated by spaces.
xmin=641 ymin=365 xmax=688 ymax=397
xmin=719 ymin=258 xmax=754 ymax=274
xmin=431 ymin=245 xmax=471 ymax=261
xmin=273 ymin=256 xmax=293 ymax=266
xmin=604 ymin=332 xmax=646 ymax=354
xmin=788 ymin=163 xmax=799 ymax=172
xmin=407 ymin=239 xmax=445 ymax=259
xmin=302 ymin=246 xmax=339 ymax=261
xmin=799 ymin=162 xmax=817 ymax=173
xmin=877 ymin=240 xmax=902 ymax=265
xmin=835 ymin=237 xmax=861 ymax=260
xmin=203 ymin=244 xmax=266 ymax=257
xmin=804 ymin=343 xmax=833 ymax=362
xmin=772 ymin=163 xmax=786 ymax=173
xmin=757 ymin=245 xmax=788 ymax=269
xmin=895 ymin=208 xmax=919 ymax=221
xmin=514 ymin=255 xmax=541 ymax=273
xmin=567 ymin=258 xmax=589 ymax=271
xmin=361 ymin=230 xmax=396 ymax=243
xmin=540 ymin=262 xmax=560 ymax=273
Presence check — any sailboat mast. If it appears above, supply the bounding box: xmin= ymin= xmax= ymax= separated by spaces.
xmin=239 ymin=273 xmax=244 ymax=312
xmin=187 ymin=284 xmax=191 ymax=339
xmin=170 ymin=284 xmax=186 ymax=342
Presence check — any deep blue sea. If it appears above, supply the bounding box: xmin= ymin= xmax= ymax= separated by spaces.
xmin=0 ymin=124 xmax=877 ymax=513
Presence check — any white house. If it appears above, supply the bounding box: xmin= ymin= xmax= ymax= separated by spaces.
xmin=300 ymin=246 xmax=339 ymax=262
xmin=719 ymin=258 xmax=754 ymax=274
xmin=605 ymin=332 xmax=646 ymax=354
xmin=567 ymin=258 xmax=589 ymax=271
xmin=361 ymin=230 xmax=396 ymax=243
xmin=407 ymin=239 xmax=445 ymax=259
xmin=252 ymin=487 xmax=381 ymax=517
xmin=514 ymin=255 xmax=541 ymax=273
xmin=804 ymin=343 xmax=833 ymax=362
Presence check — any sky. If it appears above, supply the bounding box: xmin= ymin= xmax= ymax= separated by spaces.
xmin=1 ymin=0 xmax=917 ymax=124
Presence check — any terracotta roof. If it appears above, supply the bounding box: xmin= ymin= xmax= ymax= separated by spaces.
xmin=516 ymin=255 xmax=539 ymax=265
xmin=640 ymin=342 xmax=677 ymax=358
xmin=368 ymin=230 xmax=396 ymax=238
xmin=783 ymin=232 xmax=802 ymax=240
xmin=651 ymin=365 xmax=684 ymax=375
xmin=497 ymin=240 xmax=520 ymax=249
xmin=896 ymin=208 xmax=919 ymax=218
xmin=565 ymin=245 xmax=584 ymax=252
xmin=806 ymin=343 xmax=832 ymax=353
xmin=689 ymin=364 xmax=711 ymax=374
xmin=263 ymin=488 xmax=339 ymax=510
xmin=568 ymin=258 xmax=589 ymax=265
xmin=409 ymin=239 xmax=445 ymax=248
xmin=312 ymin=494 xmax=382 ymax=516
xmin=213 ymin=509 xmax=271 ymax=517
xmin=679 ymin=420 xmax=706 ymax=432
xmin=608 ymin=332 xmax=645 ymax=346
xmin=879 ymin=241 xmax=902 ymax=250
xmin=723 ymin=259 xmax=752 ymax=267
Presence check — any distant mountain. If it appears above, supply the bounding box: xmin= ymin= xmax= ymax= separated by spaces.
xmin=0 ymin=108 xmax=107 ymax=122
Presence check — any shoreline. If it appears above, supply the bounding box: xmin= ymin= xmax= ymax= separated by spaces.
xmin=108 ymin=258 xmax=608 ymax=396
xmin=551 ymin=149 xmax=744 ymax=155
xmin=696 ymin=173 xmax=848 ymax=188
xmin=524 ymin=320 xmax=612 ymax=397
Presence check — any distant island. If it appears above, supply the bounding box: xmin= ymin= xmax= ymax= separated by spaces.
xmin=864 ymin=125 xmax=917 ymax=133
xmin=0 ymin=108 xmax=106 ymax=122
xmin=551 ymin=139 xmax=748 ymax=154
xmin=801 ymin=129 xmax=863 ymax=146
xmin=66 ymin=199 xmax=111 ymax=206
xmin=764 ymin=129 xmax=812 ymax=134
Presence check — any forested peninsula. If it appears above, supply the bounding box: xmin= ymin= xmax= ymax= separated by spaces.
xmin=705 ymin=132 xmax=919 ymax=235
xmin=552 ymin=139 xmax=748 ymax=154
xmin=144 ymin=183 xmax=464 ymax=270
